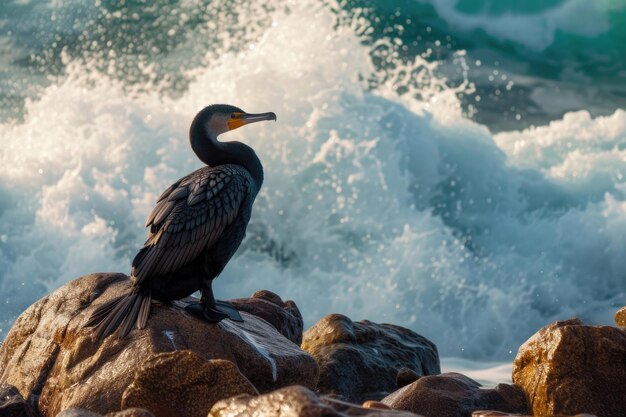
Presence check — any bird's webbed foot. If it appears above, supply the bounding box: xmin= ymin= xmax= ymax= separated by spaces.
xmin=184 ymin=300 xmax=243 ymax=323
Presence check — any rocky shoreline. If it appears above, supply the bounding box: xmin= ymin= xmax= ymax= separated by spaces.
xmin=0 ymin=273 xmax=624 ymax=417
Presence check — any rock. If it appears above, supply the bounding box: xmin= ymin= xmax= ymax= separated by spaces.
xmin=471 ymin=412 xmax=597 ymax=417
xmin=381 ymin=372 xmax=529 ymax=417
xmin=57 ymin=408 xmax=104 ymax=417
xmin=473 ymin=413 xmax=526 ymax=417
xmin=209 ymin=385 xmax=424 ymax=416
xmin=362 ymin=401 xmax=391 ymax=410
xmin=107 ymin=409 xmax=156 ymax=417
xmin=302 ymin=314 xmax=440 ymax=403
xmin=57 ymin=407 xmax=155 ymax=417
xmin=396 ymin=368 xmax=420 ymax=388
xmin=0 ymin=383 xmax=38 ymax=417
xmin=615 ymin=306 xmax=626 ymax=327
xmin=121 ymin=351 xmax=257 ymax=417
xmin=230 ymin=290 xmax=304 ymax=345
xmin=0 ymin=273 xmax=318 ymax=416
xmin=512 ymin=318 xmax=626 ymax=417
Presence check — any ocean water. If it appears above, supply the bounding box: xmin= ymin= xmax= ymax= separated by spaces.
xmin=1 ymin=0 xmax=626 ymax=373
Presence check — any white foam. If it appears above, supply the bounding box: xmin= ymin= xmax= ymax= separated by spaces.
xmin=441 ymin=357 xmax=512 ymax=387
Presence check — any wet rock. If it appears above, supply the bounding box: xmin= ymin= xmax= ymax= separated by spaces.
xmin=615 ymin=306 xmax=626 ymax=327
xmin=471 ymin=412 xmax=597 ymax=417
xmin=57 ymin=407 xmax=155 ymax=417
xmin=231 ymin=290 xmax=304 ymax=344
xmin=0 ymin=383 xmax=38 ymax=417
xmin=381 ymin=372 xmax=529 ymax=417
xmin=472 ymin=413 xmax=526 ymax=417
xmin=362 ymin=401 xmax=391 ymax=410
xmin=396 ymin=368 xmax=420 ymax=388
xmin=0 ymin=273 xmax=318 ymax=416
xmin=57 ymin=408 xmax=103 ymax=417
xmin=512 ymin=318 xmax=626 ymax=417
xmin=302 ymin=314 xmax=440 ymax=403
xmin=121 ymin=351 xmax=257 ymax=417
xmin=209 ymin=385 xmax=424 ymax=417
xmin=107 ymin=409 xmax=156 ymax=417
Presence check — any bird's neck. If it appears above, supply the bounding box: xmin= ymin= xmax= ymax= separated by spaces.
xmin=190 ymin=124 xmax=264 ymax=187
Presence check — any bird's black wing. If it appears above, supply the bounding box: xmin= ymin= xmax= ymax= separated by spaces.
xmin=131 ymin=164 xmax=251 ymax=286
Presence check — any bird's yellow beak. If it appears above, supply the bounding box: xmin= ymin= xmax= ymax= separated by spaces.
xmin=228 ymin=111 xmax=277 ymax=131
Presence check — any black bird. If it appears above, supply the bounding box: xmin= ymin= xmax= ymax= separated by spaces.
xmin=86 ymin=104 xmax=276 ymax=339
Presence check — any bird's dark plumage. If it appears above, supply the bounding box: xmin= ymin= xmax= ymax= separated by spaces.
xmin=134 ymin=165 xmax=252 ymax=285
xmin=86 ymin=104 xmax=276 ymax=339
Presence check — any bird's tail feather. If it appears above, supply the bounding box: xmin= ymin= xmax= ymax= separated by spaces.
xmin=85 ymin=287 xmax=152 ymax=340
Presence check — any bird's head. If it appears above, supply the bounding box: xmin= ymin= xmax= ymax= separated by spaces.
xmin=195 ymin=104 xmax=277 ymax=139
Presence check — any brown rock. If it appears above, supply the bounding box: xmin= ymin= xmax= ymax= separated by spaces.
xmin=57 ymin=409 xmax=104 ymax=417
xmin=121 ymin=351 xmax=256 ymax=417
xmin=0 ymin=273 xmax=318 ymax=416
xmin=362 ymin=401 xmax=391 ymax=410
xmin=209 ymin=385 xmax=424 ymax=416
xmin=58 ymin=407 xmax=155 ymax=417
xmin=512 ymin=318 xmax=626 ymax=417
xmin=231 ymin=290 xmax=304 ymax=344
xmin=615 ymin=306 xmax=626 ymax=327
xmin=381 ymin=372 xmax=529 ymax=417
xmin=107 ymin=409 xmax=156 ymax=417
xmin=302 ymin=314 xmax=440 ymax=403
xmin=472 ymin=412 xmax=597 ymax=417
xmin=0 ymin=383 xmax=38 ymax=417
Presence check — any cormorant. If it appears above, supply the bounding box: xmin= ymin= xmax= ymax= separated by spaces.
xmin=86 ymin=104 xmax=276 ymax=339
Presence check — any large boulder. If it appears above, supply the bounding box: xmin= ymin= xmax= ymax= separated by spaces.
xmin=0 ymin=273 xmax=318 ymax=417
xmin=209 ymin=385 xmax=424 ymax=417
xmin=302 ymin=314 xmax=440 ymax=403
xmin=512 ymin=318 xmax=626 ymax=417
xmin=381 ymin=373 xmax=529 ymax=417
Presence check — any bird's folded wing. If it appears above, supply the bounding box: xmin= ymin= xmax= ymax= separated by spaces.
xmin=131 ymin=165 xmax=250 ymax=286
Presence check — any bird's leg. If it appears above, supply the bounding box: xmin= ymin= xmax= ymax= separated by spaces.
xmin=185 ymin=278 xmax=243 ymax=323
xmin=208 ymin=278 xmax=243 ymax=322
xmin=201 ymin=282 xmax=214 ymax=305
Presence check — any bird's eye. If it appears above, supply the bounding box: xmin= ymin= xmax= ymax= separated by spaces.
xmin=230 ymin=114 xmax=236 ymax=119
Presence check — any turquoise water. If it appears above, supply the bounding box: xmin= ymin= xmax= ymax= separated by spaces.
xmin=1 ymin=0 xmax=625 ymax=361
xmin=3 ymin=0 xmax=625 ymax=128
